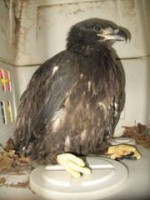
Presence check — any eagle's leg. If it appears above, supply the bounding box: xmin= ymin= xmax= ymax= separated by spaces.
xmin=46 ymin=153 xmax=91 ymax=178
xmin=107 ymin=144 xmax=141 ymax=160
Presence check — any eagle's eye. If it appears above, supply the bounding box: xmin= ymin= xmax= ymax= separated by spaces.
xmin=93 ymin=25 xmax=102 ymax=32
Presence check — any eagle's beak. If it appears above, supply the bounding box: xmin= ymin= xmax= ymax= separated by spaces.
xmin=97 ymin=27 xmax=128 ymax=42
xmin=113 ymin=28 xmax=129 ymax=41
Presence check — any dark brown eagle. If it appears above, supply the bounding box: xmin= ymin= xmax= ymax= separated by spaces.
xmin=13 ymin=18 xmax=132 ymax=176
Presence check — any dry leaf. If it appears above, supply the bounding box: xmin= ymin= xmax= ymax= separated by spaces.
xmin=5 ymin=138 xmax=15 ymax=151
xmin=123 ymin=123 xmax=150 ymax=148
xmin=18 ymin=156 xmax=31 ymax=164
xmin=0 ymin=177 xmax=6 ymax=185
xmin=0 ymin=151 xmax=13 ymax=172
xmin=0 ymin=148 xmax=32 ymax=173
xmin=9 ymin=180 xmax=29 ymax=188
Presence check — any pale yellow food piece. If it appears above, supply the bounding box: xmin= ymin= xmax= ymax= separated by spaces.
xmin=57 ymin=153 xmax=91 ymax=178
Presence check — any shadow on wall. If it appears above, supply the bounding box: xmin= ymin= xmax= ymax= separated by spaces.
xmin=137 ymin=0 xmax=150 ymax=127
xmin=146 ymin=58 xmax=150 ymax=126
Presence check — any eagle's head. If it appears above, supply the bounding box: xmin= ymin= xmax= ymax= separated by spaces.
xmin=67 ymin=18 xmax=130 ymax=53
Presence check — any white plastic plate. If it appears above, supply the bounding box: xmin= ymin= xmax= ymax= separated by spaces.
xmin=30 ymin=157 xmax=128 ymax=200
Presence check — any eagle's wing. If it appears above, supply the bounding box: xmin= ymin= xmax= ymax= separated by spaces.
xmin=14 ymin=51 xmax=79 ymax=153
xmin=111 ymin=58 xmax=125 ymax=129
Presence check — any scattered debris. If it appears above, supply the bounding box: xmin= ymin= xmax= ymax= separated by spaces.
xmin=7 ymin=180 xmax=29 ymax=188
xmin=123 ymin=123 xmax=150 ymax=148
xmin=0 ymin=138 xmax=32 ymax=188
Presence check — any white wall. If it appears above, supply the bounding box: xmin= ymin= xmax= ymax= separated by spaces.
xmin=0 ymin=0 xmax=150 ymax=65
xmin=115 ymin=57 xmax=150 ymax=136
xmin=14 ymin=66 xmax=39 ymax=106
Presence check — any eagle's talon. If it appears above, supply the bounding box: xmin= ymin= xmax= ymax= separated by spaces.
xmin=115 ymin=157 xmax=123 ymax=161
xmin=107 ymin=144 xmax=141 ymax=160
xmin=56 ymin=153 xmax=91 ymax=178
xmin=126 ymin=151 xmax=135 ymax=156
xmin=126 ymin=156 xmax=137 ymax=160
